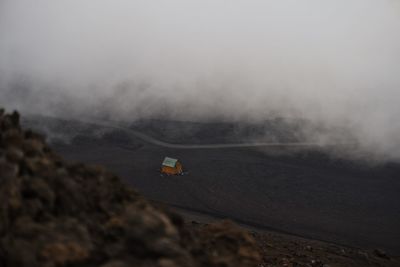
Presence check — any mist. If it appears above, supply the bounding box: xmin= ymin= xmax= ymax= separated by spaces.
xmin=1 ymin=0 xmax=400 ymax=160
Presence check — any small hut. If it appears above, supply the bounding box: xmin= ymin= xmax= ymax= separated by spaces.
xmin=161 ymin=157 xmax=183 ymax=175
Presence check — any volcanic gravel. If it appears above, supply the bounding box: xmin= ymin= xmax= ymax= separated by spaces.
xmin=0 ymin=109 xmax=261 ymax=267
xmin=42 ymin=118 xmax=400 ymax=256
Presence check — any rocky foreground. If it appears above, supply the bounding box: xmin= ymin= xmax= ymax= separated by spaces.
xmin=0 ymin=109 xmax=260 ymax=267
xmin=1 ymin=109 xmax=399 ymax=267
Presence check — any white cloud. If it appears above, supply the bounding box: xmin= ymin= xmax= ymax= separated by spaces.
xmin=1 ymin=0 xmax=400 ymax=159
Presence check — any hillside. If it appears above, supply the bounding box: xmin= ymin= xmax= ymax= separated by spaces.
xmin=22 ymin=115 xmax=400 ymax=256
xmin=1 ymin=110 xmax=399 ymax=266
xmin=0 ymin=109 xmax=260 ymax=267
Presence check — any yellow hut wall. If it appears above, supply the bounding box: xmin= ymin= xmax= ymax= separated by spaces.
xmin=161 ymin=162 xmax=183 ymax=175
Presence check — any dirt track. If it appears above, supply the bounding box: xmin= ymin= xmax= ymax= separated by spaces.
xmin=23 ymin=116 xmax=400 ymax=256
xmin=72 ymin=118 xmax=329 ymax=149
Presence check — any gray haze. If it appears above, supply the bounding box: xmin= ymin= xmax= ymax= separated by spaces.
xmin=1 ymin=0 xmax=400 ymax=160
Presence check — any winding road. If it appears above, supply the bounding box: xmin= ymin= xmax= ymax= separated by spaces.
xmin=82 ymin=119 xmax=342 ymax=149
xmin=23 ymin=116 xmax=400 ymax=255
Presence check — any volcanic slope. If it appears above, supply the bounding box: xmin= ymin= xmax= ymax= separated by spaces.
xmin=23 ymin=115 xmax=400 ymax=256
xmin=1 ymin=110 xmax=263 ymax=267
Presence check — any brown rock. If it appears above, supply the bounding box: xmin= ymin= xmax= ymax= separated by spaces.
xmin=0 ymin=109 xmax=262 ymax=267
xmin=5 ymin=147 xmax=24 ymax=162
xmin=39 ymin=242 xmax=90 ymax=264
xmin=374 ymin=248 xmax=390 ymax=259
xmin=22 ymin=139 xmax=45 ymax=157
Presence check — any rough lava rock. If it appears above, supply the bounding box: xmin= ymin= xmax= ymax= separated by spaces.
xmin=0 ymin=109 xmax=261 ymax=267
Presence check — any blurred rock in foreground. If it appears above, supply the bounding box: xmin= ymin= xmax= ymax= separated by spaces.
xmin=0 ymin=108 xmax=261 ymax=267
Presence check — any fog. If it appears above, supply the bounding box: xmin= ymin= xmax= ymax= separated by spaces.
xmin=1 ymin=0 xmax=400 ymax=160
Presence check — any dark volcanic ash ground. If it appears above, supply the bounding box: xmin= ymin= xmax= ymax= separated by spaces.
xmin=0 ymin=110 xmax=262 ymax=267
xmin=22 ymin=115 xmax=400 ymax=257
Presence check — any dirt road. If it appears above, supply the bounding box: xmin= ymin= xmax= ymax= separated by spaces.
xmin=79 ymin=119 xmax=341 ymax=149
xmin=23 ymin=116 xmax=400 ymax=256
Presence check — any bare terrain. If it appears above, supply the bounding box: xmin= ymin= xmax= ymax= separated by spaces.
xmin=22 ymin=115 xmax=400 ymax=260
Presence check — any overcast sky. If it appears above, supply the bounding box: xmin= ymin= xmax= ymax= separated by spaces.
xmin=1 ymin=0 xmax=400 ymax=160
